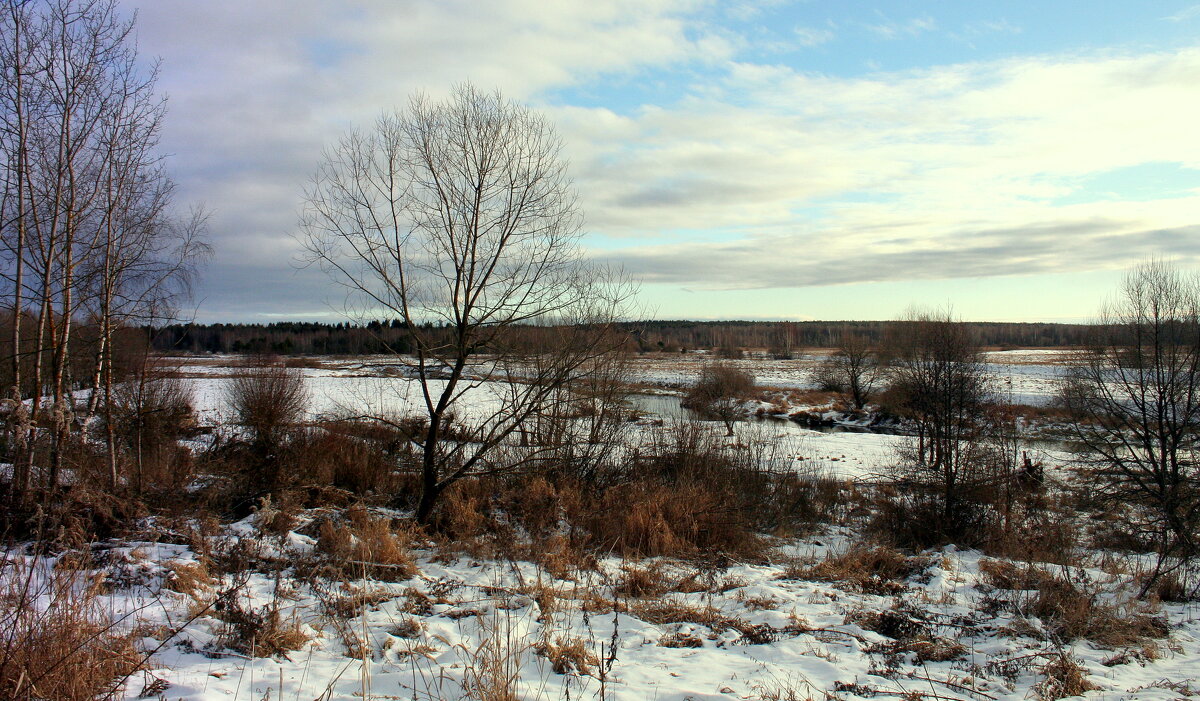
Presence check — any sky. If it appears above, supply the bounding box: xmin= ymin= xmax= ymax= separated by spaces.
xmin=125 ymin=0 xmax=1200 ymax=324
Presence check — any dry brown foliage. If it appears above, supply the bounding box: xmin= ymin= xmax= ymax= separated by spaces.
xmin=800 ymin=544 xmax=932 ymax=595
xmin=534 ymin=635 xmax=598 ymax=675
xmin=981 ymin=559 xmax=1169 ymax=646
xmin=658 ymin=631 xmax=705 ymax=648
xmin=315 ymin=505 xmax=418 ymax=581
xmin=165 ymin=560 xmax=214 ymax=600
xmin=0 ymin=559 xmax=141 ymax=700
xmin=1033 ymin=651 xmax=1098 ymax=701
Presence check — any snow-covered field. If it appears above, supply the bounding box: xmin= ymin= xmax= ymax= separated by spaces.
xmin=24 ymin=514 xmax=1196 ymax=701
xmin=6 ymin=350 xmax=1192 ymax=700
xmin=171 ymin=353 xmax=1073 ymax=482
xmin=616 ymin=350 xmax=1070 ymax=407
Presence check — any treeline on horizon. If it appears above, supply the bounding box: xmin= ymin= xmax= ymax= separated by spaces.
xmin=151 ymin=319 xmax=1095 ymax=356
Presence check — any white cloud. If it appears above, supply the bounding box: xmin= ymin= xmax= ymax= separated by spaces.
xmin=1165 ymin=5 xmax=1200 ymax=22
xmin=865 ymin=15 xmax=937 ymax=40
xmin=561 ymin=48 xmax=1200 ymax=288
xmin=793 ymin=25 xmax=835 ymax=47
xmin=123 ymin=1 xmax=1200 ymax=317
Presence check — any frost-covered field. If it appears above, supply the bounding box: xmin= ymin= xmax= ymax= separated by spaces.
xmin=31 ymin=513 xmax=1199 ymax=701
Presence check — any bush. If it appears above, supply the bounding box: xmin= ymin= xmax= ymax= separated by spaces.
xmin=109 ymin=372 xmax=197 ymax=493
xmin=800 ymin=544 xmax=932 ymax=595
xmin=225 ymin=363 xmax=308 ymax=494
xmin=682 ymin=363 xmax=756 ymax=435
xmin=228 ymin=364 xmax=307 ymax=448
xmin=315 ymin=505 xmax=418 ymax=581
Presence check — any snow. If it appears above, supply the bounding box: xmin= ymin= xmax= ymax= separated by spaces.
xmin=13 ymin=519 xmax=1193 ymax=701
xmin=5 ymin=351 xmax=1193 ymax=700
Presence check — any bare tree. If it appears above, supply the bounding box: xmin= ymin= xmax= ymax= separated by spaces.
xmin=884 ymin=308 xmax=992 ymax=541
xmin=811 ymin=329 xmax=882 ymax=411
xmin=298 ymin=84 xmax=631 ymax=524
xmin=683 ymin=362 xmax=756 ymax=436
xmin=1062 ymin=261 xmax=1200 ymax=595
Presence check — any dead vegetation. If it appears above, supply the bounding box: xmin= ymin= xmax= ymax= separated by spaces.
xmin=796 ymin=544 xmax=932 ymax=595
xmin=0 ymin=557 xmax=142 ymax=700
xmin=314 ymin=505 xmax=418 ymax=581
xmin=1033 ymin=651 xmax=1099 ymax=701
xmin=979 ymin=558 xmax=1168 ymax=646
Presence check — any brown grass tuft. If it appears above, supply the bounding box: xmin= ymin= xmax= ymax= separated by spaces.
xmin=0 ymin=558 xmax=141 ymax=700
xmin=534 ymin=635 xmax=599 ymax=675
xmin=315 ymin=506 xmax=418 ymax=581
xmin=800 ymin=544 xmax=931 ymax=595
xmin=1033 ymin=651 xmax=1098 ymax=701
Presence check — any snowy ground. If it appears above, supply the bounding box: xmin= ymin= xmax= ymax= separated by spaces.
xmin=613 ymin=350 xmax=1070 ymax=407
xmin=7 ymin=350 xmax=1189 ymax=699
xmin=168 ymin=353 xmax=1074 ymax=483
xmin=19 ymin=512 xmax=1197 ymax=701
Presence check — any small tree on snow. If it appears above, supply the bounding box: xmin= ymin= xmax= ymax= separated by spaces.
xmin=684 ymin=363 xmax=755 ymax=436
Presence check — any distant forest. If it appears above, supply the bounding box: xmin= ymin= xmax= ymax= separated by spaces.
xmin=151 ymin=319 xmax=1094 ymax=356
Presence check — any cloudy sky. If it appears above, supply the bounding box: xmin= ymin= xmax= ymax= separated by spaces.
xmin=127 ymin=0 xmax=1200 ymax=323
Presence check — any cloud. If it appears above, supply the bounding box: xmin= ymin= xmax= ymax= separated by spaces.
xmin=793 ymin=25 xmax=835 ymax=47
xmin=127 ymin=0 xmax=720 ymax=317
xmin=1165 ymin=5 xmax=1200 ymax=22
xmin=557 ymin=47 xmax=1200 ymax=290
xmin=865 ymin=15 xmax=937 ymax=40
xmin=123 ymin=1 xmax=1200 ymax=320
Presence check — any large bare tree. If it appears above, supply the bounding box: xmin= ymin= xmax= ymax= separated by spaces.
xmin=1062 ymin=261 xmax=1200 ymax=595
xmin=298 ymin=84 xmax=631 ymax=524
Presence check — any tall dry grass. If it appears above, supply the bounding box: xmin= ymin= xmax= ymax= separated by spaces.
xmin=0 ymin=554 xmax=140 ymax=700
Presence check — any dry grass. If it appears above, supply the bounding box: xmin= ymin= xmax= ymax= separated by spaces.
xmin=658 ymin=631 xmax=705 ymax=648
xmin=391 ymin=617 xmax=424 ymax=639
xmin=208 ymin=589 xmax=309 ymax=658
xmin=799 ymin=544 xmax=932 ymax=595
xmin=458 ymin=610 xmax=529 ymax=701
xmin=165 ymin=560 xmax=215 ymax=600
xmin=978 ymin=558 xmax=1057 ymax=591
xmin=0 ymin=557 xmax=141 ymax=700
xmin=534 ymin=635 xmax=599 ymax=675
xmin=315 ymin=505 xmax=418 ymax=581
xmin=1033 ymin=651 xmax=1098 ymax=701
xmin=614 ymin=562 xmax=701 ymax=598
xmin=630 ymin=598 xmax=735 ymax=630
xmin=322 ymin=586 xmax=397 ymax=619
xmin=981 ymin=559 xmax=1168 ymax=646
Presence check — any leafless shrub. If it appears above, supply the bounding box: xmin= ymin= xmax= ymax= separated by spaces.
xmin=682 ymin=362 xmax=756 ymax=435
xmin=109 ymin=365 xmax=197 ymax=493
xmin=228 ymin=363 xmax=307 ymax=446
xmin=810 ymin=331 xmax=884 ymax=411
xmin=880 ymin=308 xmax=994 ymax=547
xmin=1062 ymin=260 xmax=1200 ymax=595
